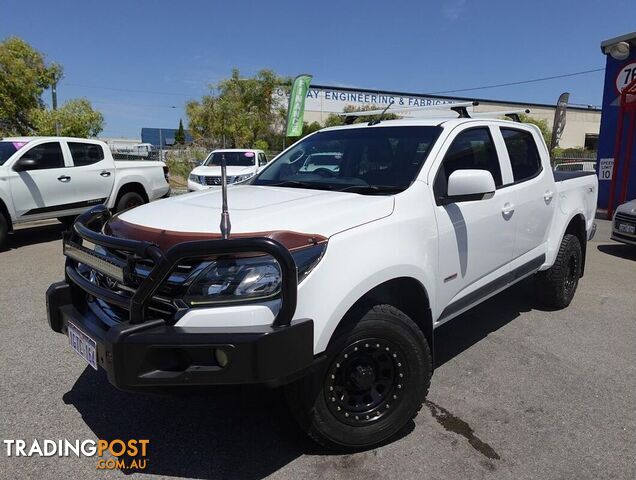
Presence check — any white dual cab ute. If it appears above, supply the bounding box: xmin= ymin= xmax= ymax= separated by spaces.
xmin=0 ymin=137 xmax=170 ymax=249
xmin=47 ymin=115 xmax=597 ymax=450
xmin=187 ymin=148 xmax=268 ymax=191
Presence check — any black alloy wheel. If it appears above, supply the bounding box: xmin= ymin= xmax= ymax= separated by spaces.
xmin=325 ymin=338 xmax=405 ymax=426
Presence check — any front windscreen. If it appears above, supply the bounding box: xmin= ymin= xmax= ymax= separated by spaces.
xmin=252 ymin=126 xmax=441 ymax=195
xmin=204 ymin=151 xmax=255 ymax=167
xmin=0 ymin=141 xmax=26 ymax=166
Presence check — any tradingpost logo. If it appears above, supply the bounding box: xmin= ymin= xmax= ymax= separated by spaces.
xmin=3 ymin=438 xmax=150 ymax=470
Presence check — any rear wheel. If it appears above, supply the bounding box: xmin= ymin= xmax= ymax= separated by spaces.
xmin=285 ymin=304 xmax=431 ymax=451
xmin=115 ymin=191 xmax=145 ymax=213
xmin=0 ymin=213 xmax=8 ymax=250
xmin=535 ymin=233 xmax=582 ymax=309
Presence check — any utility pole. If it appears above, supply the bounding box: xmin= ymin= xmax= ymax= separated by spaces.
xmin=51 ymin=79 xmax=60 ymax=136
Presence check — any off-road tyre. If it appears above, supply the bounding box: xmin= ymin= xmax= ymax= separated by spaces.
xmin=0 ymin=212 xmax=8 ymax=250
xmin=535 ymin=233 xmax=582 ymax=309
xmin=285 ymin=304 xmax=432 ymax=451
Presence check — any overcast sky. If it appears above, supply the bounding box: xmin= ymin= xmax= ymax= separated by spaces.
xmin=2 ymin=0 xmax=634 ymax=138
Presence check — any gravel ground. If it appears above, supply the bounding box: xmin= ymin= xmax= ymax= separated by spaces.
xmin=0 ymin=219 xmax=635 ymax=480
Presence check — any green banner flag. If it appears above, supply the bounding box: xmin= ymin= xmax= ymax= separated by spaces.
xmin=286 ymin=74 xmax=312 ymax=137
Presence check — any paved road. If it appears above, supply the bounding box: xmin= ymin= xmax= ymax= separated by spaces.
xmin=1 ymin=220 xmax=635 ymax=480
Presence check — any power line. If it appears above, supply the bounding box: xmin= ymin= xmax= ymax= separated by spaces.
xmin=63 ymin=83 xmax=196 ymax=97
xmin=429 ymin=68 xmax=605 ymax=94
xmin=63 ymin=67 xmax=606 ymax=101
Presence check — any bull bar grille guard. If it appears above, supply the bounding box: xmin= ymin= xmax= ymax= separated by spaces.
xmin=63 ymin=205 xmax=298 ymax=327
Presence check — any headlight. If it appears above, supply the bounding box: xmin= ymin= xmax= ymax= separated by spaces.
xmin=189 ymin=174 xmax=203 ymax=184
xmin=184 ymin=243 xmax=326 ymax=306
xmin=233 ymin=173 xmax=254 ymax=184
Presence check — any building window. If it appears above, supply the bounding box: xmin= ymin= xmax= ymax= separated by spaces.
xmin=584 ymin=134 xmax=599 ymax=151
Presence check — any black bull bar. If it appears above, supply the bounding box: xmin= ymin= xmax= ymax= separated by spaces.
xmin=61 ymin=204 xmax=299 ymax=327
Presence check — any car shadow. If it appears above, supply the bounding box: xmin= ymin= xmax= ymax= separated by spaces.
xmin=3 ymin=222 xmax=66 ymax=250
xmin=434 ymin=278 xmax=535 ymax=367
xmin=63 ymin=280 xmax=538 ymax=479
xmin=63 ymin=370 xmax=315 ymax=479
xmin=597 ymin=243 xmax=636 ymax=261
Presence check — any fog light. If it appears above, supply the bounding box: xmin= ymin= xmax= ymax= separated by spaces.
xmin=215 ymin=348 xmax=229 ymax=368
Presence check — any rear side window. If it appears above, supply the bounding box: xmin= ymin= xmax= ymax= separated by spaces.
xmin=21 ymin=142 xmax=65 ymax=169
xmin=68 ymin=142 xmax=105 ymax=166
xmin=434 ymin=127 xmax=502 ymax=198
xmin=501 ymin=128 xmax=542 ymax=183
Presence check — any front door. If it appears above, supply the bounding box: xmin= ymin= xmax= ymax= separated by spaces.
xmin=430 ymin=126 xmax=517 ymax=323
xmin=8 ymin=141 xmax=77 ymax=221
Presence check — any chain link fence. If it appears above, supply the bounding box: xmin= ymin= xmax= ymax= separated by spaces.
xmin=552 ymin=151 xmax=597 ymax=172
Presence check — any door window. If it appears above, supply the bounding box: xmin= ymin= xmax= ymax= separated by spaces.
xmin=68 ymin=142 xmax=105 ymax=167
xmin=258 ymin=153 xmax=268 ymax=166
xmin=434 ymin=128 xmax=502 ymax=199
xmin=501 ymin=128 xmax=542 ymax=183
xmin=20 ymin=142 xmax=65 ymax=170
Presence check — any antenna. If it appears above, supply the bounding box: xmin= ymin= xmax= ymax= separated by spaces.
xmin=219 ymin=154 xmax=231 ymax=240
xmin=368 ymin=101 xmax=395 ymax=126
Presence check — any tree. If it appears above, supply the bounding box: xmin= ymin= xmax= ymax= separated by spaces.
xmin=0 ymin=36 xmax=62 ymax=135
xmin=33 ymin=98 xmax=104 ymax=137
xmin=175 ymin=118 xmax=186 ymax=144
xmin=186 ymin=68 xmax=289 ymax=148
xmin=324 ymin=104 xmax=399 ymax=127
xmin=517 ymin=113 xmax=552 ymax=148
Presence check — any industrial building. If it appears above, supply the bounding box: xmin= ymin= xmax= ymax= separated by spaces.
xmin=274 ymin=84 xmax=601 ymax=150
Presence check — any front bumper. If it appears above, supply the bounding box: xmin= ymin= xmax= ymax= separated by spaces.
xmin=187 ymin=180 xmax=213 ymax=191
xmin=47 ymin=204 xmax=313 ymax=391
xmin=47 ymin=281 xmax=314 ymax=390
xmin=612 ymin=212 xmax=636 ymax=246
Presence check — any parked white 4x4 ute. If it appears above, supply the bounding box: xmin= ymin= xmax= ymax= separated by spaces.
xmin=0 ymin=137 xmax=170 ymax=249
xmin=47 ymin=115 xmax=597 ymax=450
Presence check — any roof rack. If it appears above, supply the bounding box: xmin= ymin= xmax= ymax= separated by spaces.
xmin=338 ymin=101 xmax=533 ymax=124
xmin=470 ymin=108 xmax=530 ymax=122
xmin=340 ymin=101 xmax=479 ymax=124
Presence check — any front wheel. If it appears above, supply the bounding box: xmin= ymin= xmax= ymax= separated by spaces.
xmin=0 ymin=213 xmax=8 ymax=251
xmin=535 ymin=233 xmax=582 ymax=309
xmin=285 ymin=304 xmax=432 ymax=451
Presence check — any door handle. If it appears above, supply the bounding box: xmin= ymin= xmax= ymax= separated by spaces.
xmin=100 ymin=171 xmax=112 ymax=177
xmin=502 ymin=202 xmax=515 ymax=216
xmin=57 ymin=175 xmax=71 ymax=183
xmin=543 ymin=190 xmax=554 ymax=203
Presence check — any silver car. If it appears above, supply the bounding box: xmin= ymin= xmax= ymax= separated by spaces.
xmin=612 ymin=199 xmax=636 ymax=246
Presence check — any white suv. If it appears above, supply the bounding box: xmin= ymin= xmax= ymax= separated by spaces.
xmin=188 ymin=149 xmax=267 ymax=191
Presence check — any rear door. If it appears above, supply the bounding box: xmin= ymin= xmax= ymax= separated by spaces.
xmin=64 ymin=140 xmax=114 ymax=208
xmin=495 ymin=127 xmax=555 ymax=261
xmin=431 ymin=125 xmax=517 ymax=323
xmin=8 ymin=141 xmax=77 ymax=220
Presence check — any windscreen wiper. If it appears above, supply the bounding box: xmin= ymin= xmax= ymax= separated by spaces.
xmin=270 ymin=180 xmax=334 ymax=190
xmin=337 ymin=185 xmax=403 ymax=194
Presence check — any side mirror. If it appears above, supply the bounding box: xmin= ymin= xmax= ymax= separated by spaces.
xmin=13 ymin=157 xmax=38 ymax=172
xmin=445 ymin=169 xmax=495 ymax=203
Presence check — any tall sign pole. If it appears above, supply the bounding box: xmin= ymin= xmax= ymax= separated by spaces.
xmin=285 ymin=74 xmax=312 ymax=138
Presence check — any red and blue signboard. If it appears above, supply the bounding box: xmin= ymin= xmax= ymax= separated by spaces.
xmin=597 ymin=46 xmax=636 ymax=214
